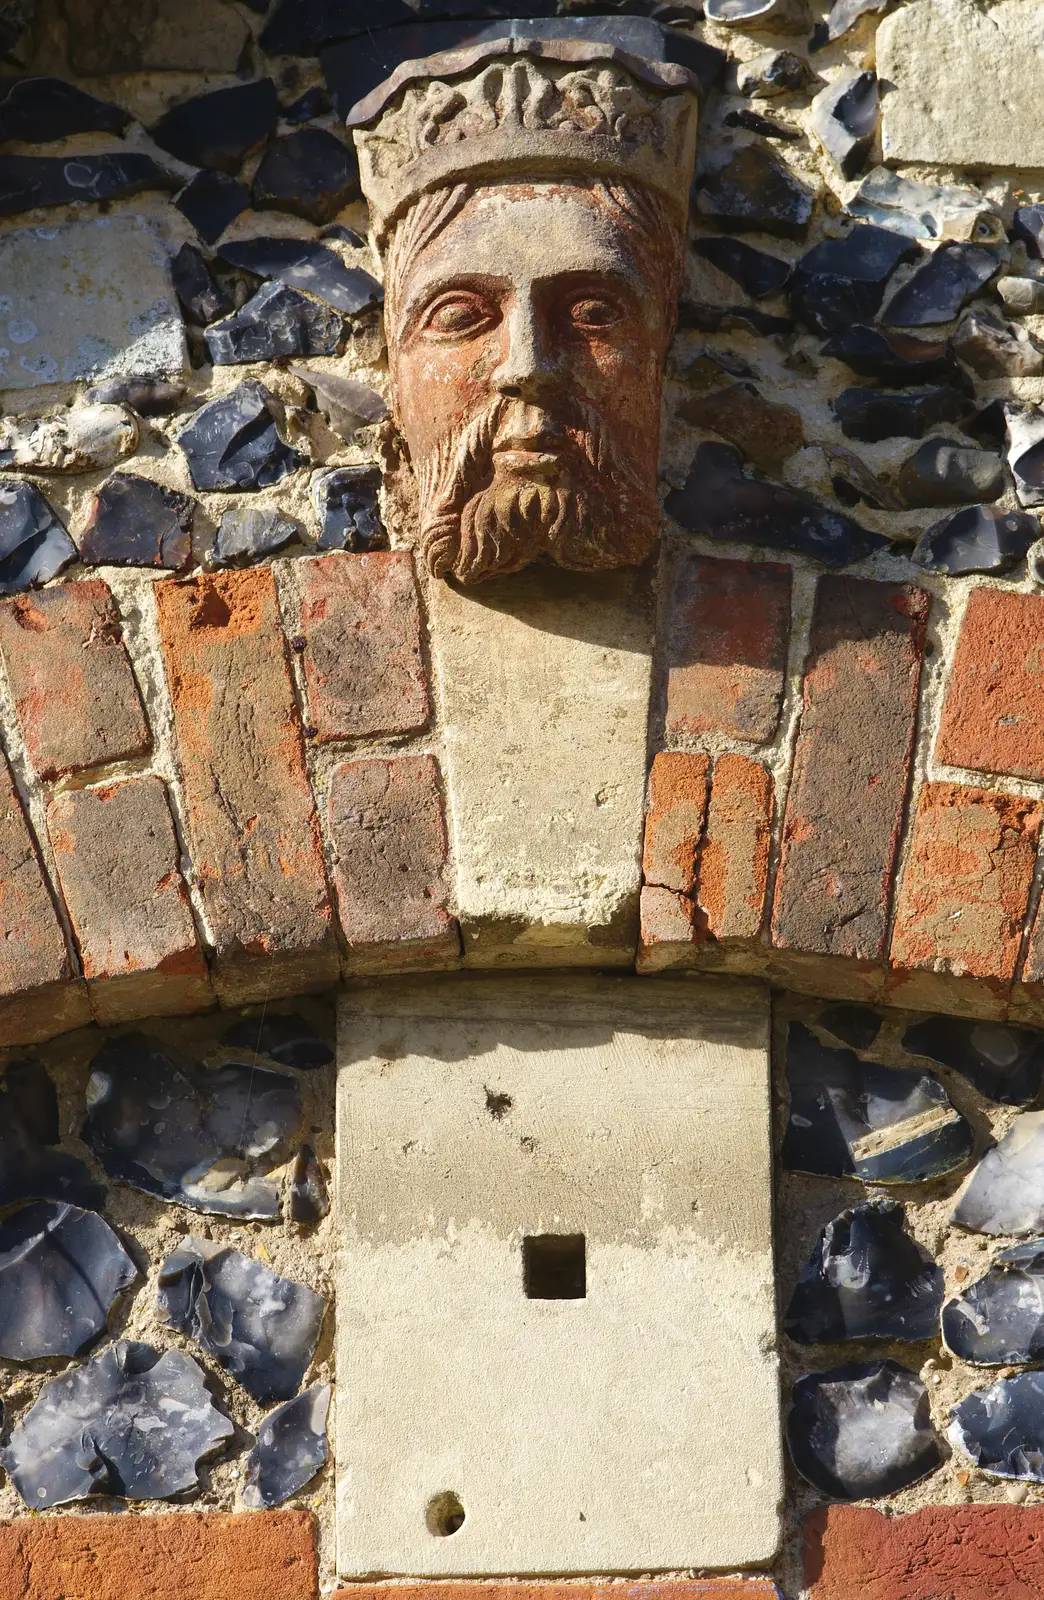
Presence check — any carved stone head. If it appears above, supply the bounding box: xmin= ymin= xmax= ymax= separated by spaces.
xmin=349 ymin=39 xmax=700 ymax=584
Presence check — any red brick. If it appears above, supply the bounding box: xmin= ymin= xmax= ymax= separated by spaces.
xmin=335 ymin=1584 xmax=777 ymax=1600
xmin=665 ymin=553 xmax=790 ymax=742
xmin=0 ymin=579 xmax=149 ymax=780
xmin=772 ymin=576 xmax=928 ymax=961
xmin=806 ymin=1502 xmax=1044 ymax=1599
xmin=937 ymin=587 xmax=1044 ymax=780
xmin=47 ymin=776 xmax=211 ymax=1024
xmin=0 ymin=1510 xmax=317 ymax=1600
xmin=642 ymin=751 xmax=710 ymax=892
xmin=155 ymin=567 xmax=338 ymax=1004
xmin=0 ymin=748 xmax=87 ymax=1036
xmin=327 ymin=753 xmax=459 ymax=973
xmin=698 ymin=754 xmax=772 ymax=941
xmin=890 ymin=781 xmax=1040 ymax=990
xmin=297 ymin=550 xmax=429 ymax=740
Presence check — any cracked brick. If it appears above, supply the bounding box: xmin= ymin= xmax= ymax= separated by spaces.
xmin=698 ymin=754 xmax=773 ymax=943
xmin=772 ymin=576 xmax=928 ymax=961
xmin=642 ymin=751 xmax=710 ymax=893
xmin=890 ymin=781 xmax=1040 ymax=1001
xmin=805 ymin=1503 xmax=1044 ymax=1599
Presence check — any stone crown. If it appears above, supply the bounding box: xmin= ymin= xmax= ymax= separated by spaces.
xmin=347 ymin=36 xmax=701 ymax=244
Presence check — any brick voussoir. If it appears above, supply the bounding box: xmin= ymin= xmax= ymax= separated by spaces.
xmin=642 ymin=750 xmax=711 ymax=894
xmin=772 ymin=576 xmax=929 ymax=963
xmin=154 ymin=566 xmax=339 ymax=1003
xmin=805 ymin=1503 xmax=1044 ymax=1599
xmin=0 ymin=578 xmax=150 ymax=781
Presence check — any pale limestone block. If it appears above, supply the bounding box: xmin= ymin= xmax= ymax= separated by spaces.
xmin=878 ymin=0 xmax=1044 ymax=169
xmin=335 ymin=972 xmax=781 ymax=1576
xmin=429 ymin=566 xmax=653 ymax=967
xmin=0 ymin=218 xmax=185 ymax=393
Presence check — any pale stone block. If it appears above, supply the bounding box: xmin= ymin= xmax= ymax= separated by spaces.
xmin=0 ymin=218 xmax=185 ymax=393
xmin=335 ymin=972 xmax=781 ymax=1577
xmin=878 ymin=0 xmax=1044 ymax=169
xmin=428 ymin=567 xmax=653 ymax=967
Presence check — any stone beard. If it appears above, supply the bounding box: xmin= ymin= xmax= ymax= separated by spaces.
xmin=383 ymin=176 xmax=684 ymax=585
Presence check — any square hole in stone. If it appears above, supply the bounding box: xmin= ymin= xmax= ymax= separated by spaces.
xmin=523 ymin=1234 xmax=586 ymax=1299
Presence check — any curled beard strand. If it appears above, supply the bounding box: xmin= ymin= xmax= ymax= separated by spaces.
xmin=418 ymin=397 xmax=660 ymax=583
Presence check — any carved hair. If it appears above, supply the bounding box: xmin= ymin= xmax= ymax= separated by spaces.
xmin=383 ymin=174 xmax=685 ymax=356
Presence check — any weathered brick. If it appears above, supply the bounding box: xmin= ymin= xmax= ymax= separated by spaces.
xmin=805 ymin=1503 xmax=1044 ymax=1599
xmin=937 ymin=587 xmax=1044 ymax=780
xmin=0 ymin=579 xmax=150 ymax=781
xmin=772 ymin=577 xmax=928 ymax=961
xmin=890 ymin=781 xmax=1040 ymax=1002
xmin=0 ymin=1510 xmax=317 ymax=1600
xmin=297 ymin=550 xmax=429 ymax=740
xmin=155 ymin=567 xmax=338 ymax=1004
xmin=47 ymin=775 xmax=211 ymax=1024
xmin=335 ymin=1585 xmax=777 ymax=1600
xmin=0 ymin=748 xmax=89 ymax=1042
xmin=327 ymin=753 xmax=459 ymax=973
xmin=664 ymin=553 xmax=790 ymax=742
xmin=636 ymin=882 xmax=698 ymax=971
xmin=698 ymin=754 xmax=773 ymax=942
xmin=642 ymin=751 xmax=710 ymax=892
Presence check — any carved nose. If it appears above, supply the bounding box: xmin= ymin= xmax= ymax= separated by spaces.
xmin=492 ymin=301 xmax=557 ymax=401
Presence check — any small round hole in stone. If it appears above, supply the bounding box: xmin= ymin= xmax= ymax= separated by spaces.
xmin=426 ymin=1490 xmax=465 ymax=1536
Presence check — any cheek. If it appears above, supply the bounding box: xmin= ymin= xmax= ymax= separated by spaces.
xmin=574 ymin=337 xmax=664 ymax=447
xmin=394 ymin=338 xmax=501 ymax=454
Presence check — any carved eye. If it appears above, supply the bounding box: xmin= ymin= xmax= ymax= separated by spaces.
xmin=567 ymin=297 xmax=623 ymax=331
xmin=422 ymin=294 xmax=493 ymax=337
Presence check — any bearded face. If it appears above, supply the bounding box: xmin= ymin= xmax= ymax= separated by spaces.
xmin=386 ymin=180 xmax=680 ymax=585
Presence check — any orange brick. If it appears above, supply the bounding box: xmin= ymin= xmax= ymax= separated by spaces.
xmin=636 ymin=883 xmax=699 ymax=971
xmin=155 ymin=567 xmax=337 ymax=1004
xmin=664 ymin=553 xmax=790 ymax=742
xmin=806 ymin=1503 xmax=1044 ymax=1599
xmin=698 ymin=754 xmax=773 ymax=941
xmin=937 ymin=587 xmax=1044 ymax=780
xmin=296 ymin=550 xmax=430 ymax=740
xmin=890 ymin=781 xmax=1040 ymax=983
xmin=0 ymin=1510 xmax=317 ymax=1600
xmin=46 ymin=776 xmax=211 ymax=1024
xmin=0 ymin=579 xmax=149 ymax=780
xmin=0 ymin=748 xmax=76 ymax=1011
xmin=642 ymin=751 xmax=710 ymax=893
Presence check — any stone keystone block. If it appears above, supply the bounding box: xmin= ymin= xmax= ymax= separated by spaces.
xmin=664 ymin=553 xmax=791 ymax=742
xmin=890 ymin=782 xmax=1041 ymax=1011
xmin=0 ymin=1510 xmax=317 ymax=1600
xmin=327 ymin=753 xmax=459 ymax=975
xmin=336 ymin=974 xmax=781 ymax=1576
xmin=805 ymin=1503 xmax=1044 ymax=1598
xmin=155 ymin=566 xmax=338 ymax=1004
xmin=46 ymin=776 xmax=211 ymax=1026
xmin=936 ymin=588 xmax=1044 ymax=782
xmin=296 ymin=550 xmax=430 ymax=740
xmin=429 ymin=566 xmax=653 ymax=968
xmin=0 ymin=580 xmax=150 ymax=781
xmin=773 ymin=577 xmax=928 ymax=963
xmin=642 ymin=751 xmax=710 ymax=893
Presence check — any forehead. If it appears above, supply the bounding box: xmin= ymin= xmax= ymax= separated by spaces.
xmin=400 ymin=182 xmax=649 ymax=299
